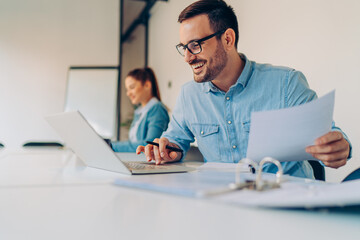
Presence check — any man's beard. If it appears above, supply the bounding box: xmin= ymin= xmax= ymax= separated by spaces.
xmin=192 ymin=41 xmax=228 ymax=83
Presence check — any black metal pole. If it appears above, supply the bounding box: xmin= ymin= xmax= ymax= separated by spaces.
xmin=117 ymin=0 xmax=124 ymax=141
xmin=144 ymin=14 xmax=149 ymax=67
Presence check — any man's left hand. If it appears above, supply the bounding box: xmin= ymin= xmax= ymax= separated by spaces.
xmin=306 ymin=131 xmax=350 ymax=168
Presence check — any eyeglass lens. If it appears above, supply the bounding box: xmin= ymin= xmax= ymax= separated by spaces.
xmin=178 ymin=42 xmax=201 ymax=56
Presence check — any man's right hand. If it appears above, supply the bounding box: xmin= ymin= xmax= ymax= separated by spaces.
xmin=136 ymin=137 xmax=182 ymax=165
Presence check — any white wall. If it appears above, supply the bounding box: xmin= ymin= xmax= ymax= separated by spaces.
xmin=0 ymin=0 xmax=119 ymax=149
xmin=120 ymin=25 xmax=146 ymax=140
xmin=148 ymin=0 xmax=360 ymax=182
xmin=148 ymin=0 xmax=194 ymax=111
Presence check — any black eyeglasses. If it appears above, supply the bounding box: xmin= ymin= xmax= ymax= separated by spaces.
xmin=176 ymin=29 xmax=226 ymax=57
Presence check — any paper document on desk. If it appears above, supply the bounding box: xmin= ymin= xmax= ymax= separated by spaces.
xmin=247 ymin=90 xmax=335 ymax=162
xmin=213 ymin=179 xmax=360 ymax=209
xmin=114 ymin=161 xmax=360 ymax=209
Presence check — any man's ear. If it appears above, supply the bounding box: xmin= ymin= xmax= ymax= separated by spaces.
xmin=223 ymin=28 xmax=236 ymax=50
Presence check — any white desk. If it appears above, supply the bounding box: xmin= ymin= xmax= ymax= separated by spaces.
xmin=0 ymin=148 xmax=359 ymax=240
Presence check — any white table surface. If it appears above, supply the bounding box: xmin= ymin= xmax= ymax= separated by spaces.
xmin=0 ymin=148 xmax=359 ymax=240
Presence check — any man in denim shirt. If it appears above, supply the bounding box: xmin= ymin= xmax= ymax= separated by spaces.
xmin=137 ymin=0 xmax=351 ymax=178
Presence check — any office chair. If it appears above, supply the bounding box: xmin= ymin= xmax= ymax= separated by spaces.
xmin=342 ymin=168 xmax=360 ymax=182
xmin=308 ymin=160 xmax=325 ymax=181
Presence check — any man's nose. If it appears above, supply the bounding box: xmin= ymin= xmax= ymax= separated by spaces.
xmin=184 ymin=49 xmax=196 ymax=63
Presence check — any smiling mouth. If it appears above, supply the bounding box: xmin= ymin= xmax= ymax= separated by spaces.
xmin=191 ymin=61 xmax=205 ymax=73
xmin=192 ymin=62 xmax=204 ymax=69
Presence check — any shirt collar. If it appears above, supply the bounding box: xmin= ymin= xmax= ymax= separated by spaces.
xmin=134 ymin=97 xmax=159 ymax=115
xmin=201 ymin=53 xmax=252 ymax=93
xmin=236 ymin=53 xmax=252 ymax=88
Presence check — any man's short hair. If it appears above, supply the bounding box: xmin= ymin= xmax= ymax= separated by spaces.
xmin=178 ymin=0 xmax=239 ymax=48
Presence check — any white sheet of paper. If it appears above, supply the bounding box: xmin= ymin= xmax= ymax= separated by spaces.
xmin=246 ymin=90 xmax=335 ymax=162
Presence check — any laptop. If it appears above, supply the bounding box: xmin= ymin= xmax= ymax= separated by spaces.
xmin=45 ymin=111 xmax=194 ymax=175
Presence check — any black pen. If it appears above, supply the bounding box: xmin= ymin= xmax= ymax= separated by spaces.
xmin=146 ymin=141 xmax=183 ymax=152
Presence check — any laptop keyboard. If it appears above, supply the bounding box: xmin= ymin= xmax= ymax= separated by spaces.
xmin=124 ymin=161 xmax=168 ymax=170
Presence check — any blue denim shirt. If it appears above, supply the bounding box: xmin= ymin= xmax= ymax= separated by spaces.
xmin=162 ymin=54 xmax=351 ymax=178
xmin=112 ymin=101 xmax=169 ymax=152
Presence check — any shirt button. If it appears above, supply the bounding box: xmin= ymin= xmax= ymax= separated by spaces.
xmin=232 ymin=145 xmax=237 ymax=149
xmin=226 ymin=97 xmax=230 ymax=100
xmin=228 ymin=120 xmax=232 ymax=124
xmin=201 ymin=131 xmax=204 ymax=135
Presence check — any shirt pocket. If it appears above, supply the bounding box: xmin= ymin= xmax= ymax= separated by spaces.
xmin=191 ymin=123 xmax=220 ymax=161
